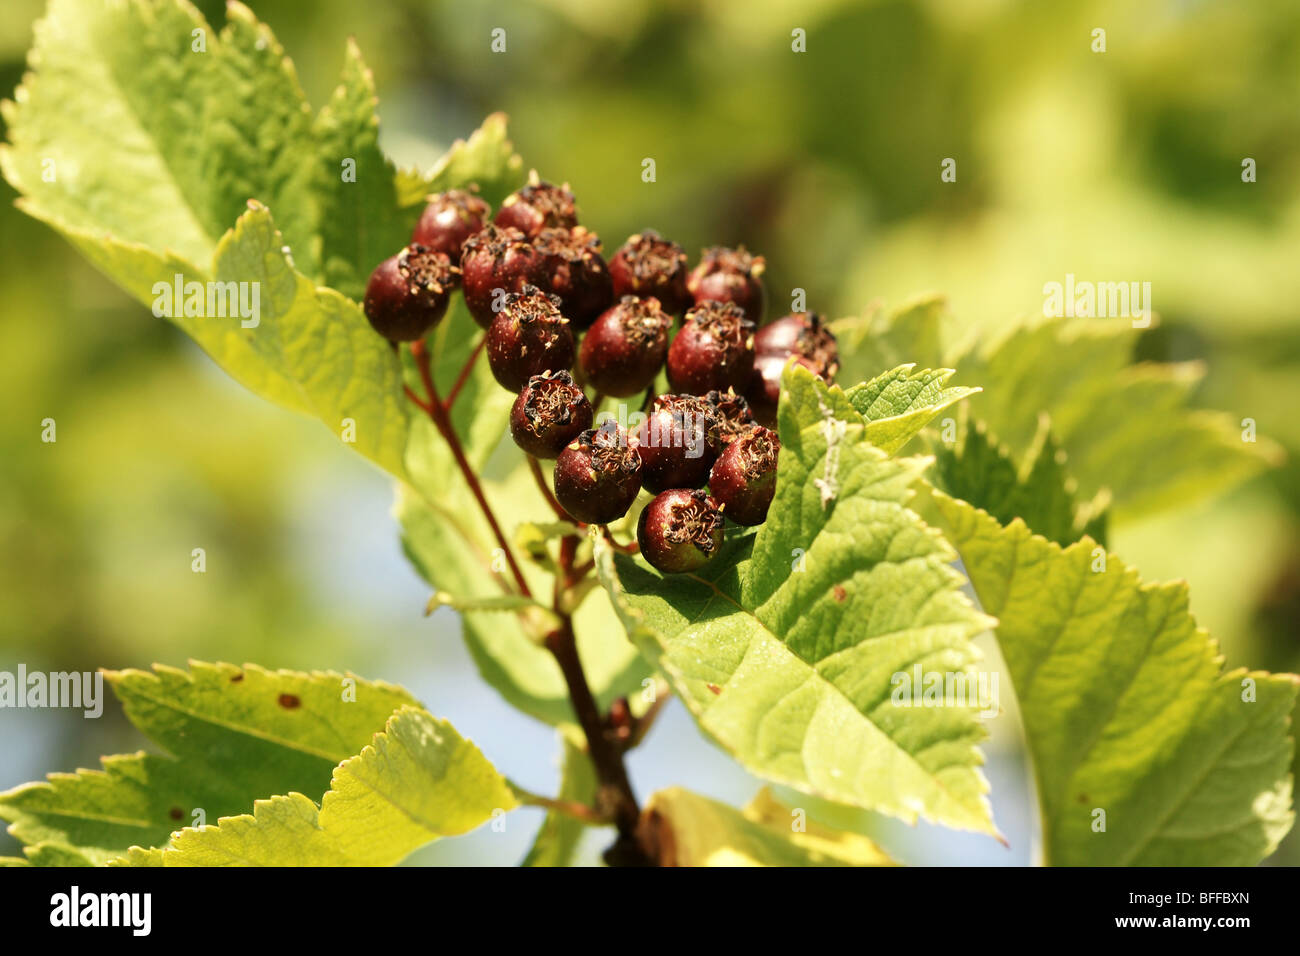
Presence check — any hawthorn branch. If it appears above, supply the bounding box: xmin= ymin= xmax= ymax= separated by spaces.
xmin=546 ymin=534 xmax=649 ymax=863
xmin=444 ymin=334 xmax=486 ymax=411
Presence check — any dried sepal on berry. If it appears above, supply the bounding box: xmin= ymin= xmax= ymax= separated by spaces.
xmin=509 ymin=370 xmax=593 ymax=459
xmin=363 ymin=243 xmax=459 ymax=342
xmin=553 ymin=424 xmax=643 ymax=524
xmin=637 ymin=488 xmax=726 ymax=573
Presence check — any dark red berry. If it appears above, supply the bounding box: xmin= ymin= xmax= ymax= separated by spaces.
xmin=609 ymin=230 xmax=690 ymax=315
xmin=637 ymin=489 xmax=725 ymax=574
xmin=686 ymin=246 xmax=766 ymax=324
xmin=705 ymin=388 xmax=757 ymax=444
xmin=633 ymin=394 xmax=722 ymax=494
xmin=460 ymin=224 xmax=544 ymax=328
xmin=553 ymin=424 xmax=643 ymax=524
xmin=486 ymin=285 xmax=575 ymax=392
xmin=755 ymin=312 xmax=839 ymax=380
xmin=411 ymin=189 xmax=491 ymax=257
xmin=744 ymin=352 xmax=788 ymax=429
xmin=532 ymin=226 xmax=613 ymax=328
xmin=709 ymin=426 xmax=780 ymax=526
xmin=580 ymin=296 xmax=672 ymax=397
xmin=363 ymin=244 xmax=459 ymax=342
xmin=666 ymin=300 xmax=756 ymax=395
xmin=509 ymin=370 xmax=593 ymax=459
xmin=494 ymin=173 xmax=578 ymax=238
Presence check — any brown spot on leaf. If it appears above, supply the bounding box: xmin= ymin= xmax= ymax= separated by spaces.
xmin=168 ymin=807 xmax=183 ymax=821
xmin=832 ymin=585 xmax=847 ymax=603
xmin=229 ymin=672 xmax=244 ymax=682
xmin=278 ymin=693 xmax=301 ymax=709
xmin=706 ymin=683 xmax=722 ymax=695
xmin=1077 ymin=793 xmax=1089 ymax=803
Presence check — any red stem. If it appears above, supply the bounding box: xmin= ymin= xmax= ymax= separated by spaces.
xmin=444 ymin=335 xmax=487 ymax=411
xmin=408 ymin=340 xmax=532 ymax=598
xmin=547 ymin=535 xmax=646 ymax=860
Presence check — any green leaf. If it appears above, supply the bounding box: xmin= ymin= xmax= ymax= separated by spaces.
xmin=831 ymin=294 xmax=956 ymax=384
xmin=930 ymin=418 xmax=1107 ymax=548
xmin=925 ymin=490 xmax=1298 ymax=865
xmin=214 ymin=202 xmax=412 ymax=477
xmin=833 ymin=299 xmax=1280 ymax=521
xmin=958 ymin=319 xmax=1281 ymax=518
xmin=118 ymin=707 xmax=516 ymax=866
xmin=638 ymin=787 xmax=895 ymax=866
xmin=597 ymin=365 xmax=998 ymax=834
xmin=312 ymin=38 xmax=418 ymax=302
xmin=0 ymin=662 xmax=417 ymax=865
xmin=1 ymin=0 xmax=318 ymax=270
xmin=405 ymin=112 xmax=524 ymax=211
xmin=521 ymin=730 xmax=598 ymax=867
xmin=844 ymin=364 xmax=979 ymax=453
xmin=2 ymin=0 xmax=523 ymax=481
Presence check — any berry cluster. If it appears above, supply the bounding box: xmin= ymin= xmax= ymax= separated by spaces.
xmin=363 ymin=173 xmax=838 ymax=573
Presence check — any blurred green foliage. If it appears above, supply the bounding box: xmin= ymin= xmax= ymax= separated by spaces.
xmin=1 ymin=0 xmax=1297 ymax=864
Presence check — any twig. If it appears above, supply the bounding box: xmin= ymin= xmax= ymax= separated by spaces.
xmin=510 ymin=784 xmax=613 ymax=826
xmin=546 ymin=535 xmax=647 ymax=861
xmin=407 ymin=340 xmax=532 ymax=598
xmin=444 ymin=335 xmax=486 ymax=411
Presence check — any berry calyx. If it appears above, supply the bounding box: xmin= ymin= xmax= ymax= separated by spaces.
xmin=637 ymin=489 xmax=725 ymax=574
xmin=532 ymin=226 xmax=614 ymax=328
xmin=553 ymin=424 xmax=643 ymax=524
xmin=755 ymin=311 xmax=840 ymax=380
xmin=460 ymin=224 xmax=544 ymax=328
xmin=705 ymin=388 xmax=758 ymax=444
xmin=608 ymin=230 xmax=690 ymax=315
xmin=709 ymin=426 xmax=780 ymax=526
xmin=509 ymin=370 xmax=593 ymax=459
xmin=494 ymin=172 xmax=579 ymax=238
xmin=634 ymin=394 xmax=722 ymax=494
xmin=686 ymin=246 xmax=766 ymax=324
xmin=579 ymin=296 xmax=672 ymax=397
xmin=411 ymin=189 xmax=491 ymax=257
xmin=363 ymin=243 xmax=459 ymax=342
xmin=486 ymin=285 xmax=575 ymax=392
xmin=666 ymin=300 xmax=756 ymax=395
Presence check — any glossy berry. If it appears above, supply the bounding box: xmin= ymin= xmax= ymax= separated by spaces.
xmin=486 ymin=285 xmax=575 ymax=392
xmin=363 ymin=244 xmax=459 ymax=342
xmin=509 ymin=371 xmax=593 ymax=459
xmin=495 ymin=173 xmax=578 ymax=238
xmin=744 ymin=352 xmax=788 ymax=429
xmin=634 ymin=394 xmax=721 ymax=494
xmin=608 ymin=230 xmax=690 ymax=315
xmin=755 ymin=311 xmax=840 ymax=380
xmin=637 ymin=489 xmax=725 ymax=574
xmin=666 ymin=300 xmax=756 ymax=395
xmin=709 ymin=426 xmax=780 ymax=526
xmin=411 ymin=189 xmax=491 ymax=257
xmin=553 ymin=424 xmax=643 ymax=524
xmin=460 ymin=225 xmax=544 ymax=328
xmin=705 ymin=388 xmax=758 ymax=444
xmin=532 ymin=226 xmax=613 ymax=328
xmin=580 ymin=296 xmax=672 ymax=397
xmin=686 ymin=246 xmax=766 ymax=324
